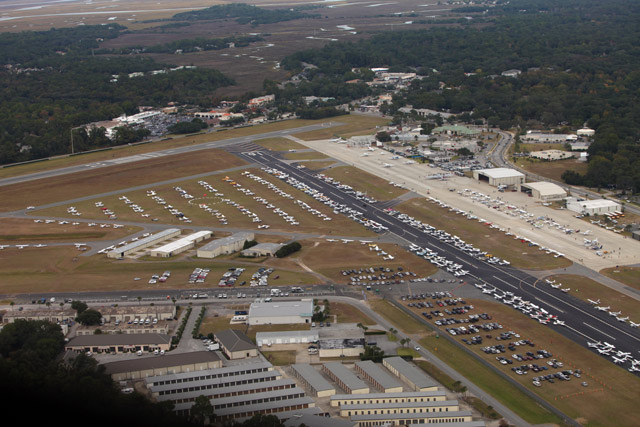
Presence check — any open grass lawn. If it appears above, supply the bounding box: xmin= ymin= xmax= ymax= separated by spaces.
xmin=369 ymin=298 xmax=426 ymax=335
xmin=395 ymin=198 xmax=572 ymax=270
xmin=330 ymin=301 xmax=375 ymax=325
xmin=0 ymin=218 xmax=141 ymax=242
xmin=262 ymin=350 xmax=298 ymax=366
xmin=396 ymin=347 xmax=420 ymax=358
xmin=0 ymin=247 xmax=320 ymax=294
xmin=0 ymin=149 xmax=247 ymax=212
xmin=301 ymin=160 xmax=339 ymax=171
xmin=600 ymin=266 xmax=640 ymax=291
xmin=322 ymin=166 xmax=409 ymax=202
xmin=298 ymin=240 xmax=437 ymax=284
xmin=513 ymin=158 xmax=588 ymax=183
xmin=294 ymin=114 xmax=388 ymax=141
xmin=253 ymin=137 xmax=307 ymax=152
xmin=543 ymin=274 xmax=640 ymax=321
xmin=407 ymin=297 xmax=640 ymax=427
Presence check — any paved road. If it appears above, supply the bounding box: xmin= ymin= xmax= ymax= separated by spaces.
xmin=236 ymin=150 xmax=640 ymax=373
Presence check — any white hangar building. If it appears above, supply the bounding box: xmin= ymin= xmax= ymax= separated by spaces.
xmin=520 ymin=182 xmax=567 ymax=201
xmin=472 ymin=168 xmax=525 ymax=190
xmin=248 ymin=300 xmax=314 ymax=325
xmin=566 ymin=198 xmax=622 ymax=216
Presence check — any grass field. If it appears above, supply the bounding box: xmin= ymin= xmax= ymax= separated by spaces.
xmin=330 ymin=301 xmax=375 ymax=325
xmin=368 ymin=298 xmax=427 ymax=334
xmin=599 ymin=266 xmax=640 ymax=291
xmin=322 ymin=166 xmax=409 ymax=202
xmin=0 ymin=218 xmax=141 ymax=241
xmin=0 ymin=149 xmax=247 ymax=212
xmin=262 ymin=351 xmax=298 ymax=366
xmin=395 ymin=198 xmax=573 ymax=270
xmin=294 ymin=115 xmax=388 ymax=141
xmin=542 ymin=274 xmax=639 ymax=319
xmin=282 ymin=150 xmax=330 ymax=161
xmin=298 ymin=240 xmax=438 ymax=284
xmin=405 ymin=296 xmax=640 ymax=427
xmin=253 ymin=137 xmax=307 ymax=151
xmin=513 ymin=158 xmax=589 ymax=183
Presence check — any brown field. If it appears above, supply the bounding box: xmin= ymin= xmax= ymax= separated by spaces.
xmin=0 ymin=149 xmax=247 ymax=212
xmin=322 ymin=166 xmax=409 ymax=201
xmin=599 ymin=266 xmax=640 ymax=291
xmin=395 ymin=198 xmax=573 ymax=270
xmin=514 ymin=158 xmax=589 ymax=183
xmin=0 ymin=218 xmax=141 ymax=242
xmin=300 ymin=160 xmax=339 ymax=171
xmin=253 ymin=137 xmax=307 ymax=152
xmin=294 ymin=115 xmax=389 ymax=141
xmin=282 ymin=150 xmax=330 ymax=161
xmin=298 ymin=239 xmax=438 ymax=284
xmin=0 ymin=246 xmax=320 ymax=294
xmin=329 ymin=301 xmax=376 ymax=326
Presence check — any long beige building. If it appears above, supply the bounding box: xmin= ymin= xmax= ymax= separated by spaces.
xmin=103 ymin=351 xmax=223 ymax=382
xmin=197 ymin=232 xmax=254 ymax=258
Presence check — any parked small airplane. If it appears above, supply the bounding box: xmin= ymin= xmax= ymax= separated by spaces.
xmin=629 ymin=321 xmax=639 ymax=328
xmin=595 ymin=306 xmax=610 ymax=312
xmin=612 ymin=357 xmax=625 ymax=364
xmin=609 ymin=310 xmax=621 ymax=317
xmin=616 ymin=316 xmax=629 ymax=322
xmin=587 ymin=298 xmax=600 ymax=305
xmin=383 ymin=163 xmax=392 ymax=168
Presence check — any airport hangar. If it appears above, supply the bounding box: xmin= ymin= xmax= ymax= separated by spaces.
xmin=566 ymin=198 xmax=622 ymax=216
xmin=248 ymin=300 xmax=313 ymax=325
xmin=472 ymin=168 xmax=525 ymax=190
xmin=520 ymin=182 xmax=567 ymax=201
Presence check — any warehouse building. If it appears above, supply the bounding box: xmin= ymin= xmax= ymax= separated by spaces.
xmin=566 ymin=198 xmax=622 ymax=216
xmin=214 ymin=329 xmax=258 ymax=359
xmin=65 ymin=333 xmax=171 ymax=355
xmin=318 ymin=324 xmax=366 ymax=358
xmin=339 ymin=400 xmax=461 ymax=417
xmin=383 ymin=357 xmax=438 ymax=392
xmin=330 ymin=391 xmax=447 ymax=407
xmin=256 ymin=330 xmax=318 ymax=347
xmin=248 ymin=300 xmax=313 ymax=325
xmin=354 ymin=360 xmax=403 ymax=393
xmin=145 ymin=360 xmax=273 ymax=388
xmin=322 ymin=363 xmax=370 ymax=394
xmin=103 ymin=351 xmax=222 ymax=382
xmin=241 ymin=242 xmax=285 ymax=257
xmin=284 ymin=414 xmax=356 ymax=427
xmin=472 ymin=168 xmax=525 ymax=190
xmin=522 ymin=131 xmax=575 ymax=143
xmin=520 ymin=182 xmax=567 ymax=201
xmin=349 ymin=410 xmax=473 ymax=426
xmin=107 ymin=228 xmax=181 ymax=258
xmin=529 ymin=149 xmax=575 ymax=161
xmin=291 ymin=363 xmax=336 ymax=397
xmin=150 ymin=230 xmax=212 ymax=257
xmin=196 ymin=232 xmax=254 ymax=258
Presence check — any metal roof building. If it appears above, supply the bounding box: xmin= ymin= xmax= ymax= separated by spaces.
xmin=383 ymin=357 xmax=438 ymax=391
xmin=150 ymin=230 xmax=212 ymax=257
xmin=291 ymin=363 xmax=336 ymax=397
xmin=241 ymin=242 xmax=284 ymax=257
xmin=330 ymin=391 xmax=447 ymax=407
xmin=566 ymin=198 xmax=622 ymax=216
xmin=520 ymin=182 xmax=567 ymax=201
xmin=354 ymin=360 xmax=403 ymax=393
xmin=107 ymin=228 xmax=180 ymax=258
xmin=284 ymin=414 xmax=356 ymax=427
xmin=256 ymin=330 xmax=318 ymax=347
xmin=472 ymin=168 xmax=525 ymax=189
xmin=248 ymin=300 xmax=314 ymax=325
xmin=144 ymin=360 xmax=273 ymax=387
xmin=196 ymin=232 xmax=254 ymax=258
xmin=322 ymin=362 xmax=369 ymax=394
xmin=348 ymin=409 xmax=473 ymax=426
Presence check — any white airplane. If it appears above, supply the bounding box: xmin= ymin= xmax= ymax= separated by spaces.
xmin=550 ymin=283 xmax=562 ymax=289
xmin=553 ymin=320 xmax=565 ymax=326
xmin=587 ymin=298 xmax=600 ymax=305
xmin=598 ymin=348 xmax=612 ymax=355
xmin=629 ymin=366 xmax=640 ymax=373
xmin=325 ymin=239 xmax=338 ymax=242
xmin=561 ymin=288 xmax=570 ymax=293
xmin=616 ymin=351 xmax=631 ymax=358
xmin=367 ymin=146 xmax=375 ymax=151
xmin=629 ymin=321 xmax=639 ymax=328
xmin=16 ymin=244 xmax=29 ymax=249
xmin=383 ymin=255 xmax=395 ymax=261
xmin=34 ymin=244 xmax=47 ymax=248
xmin=0 ymin=245 xmax=9 ymax=250
xmin=341 ymin=239 xmax=353 ymax=243
xmin=612 ymin=357 xmax=625 ymax=364
xmin=609 ymin=311 xmax=621 ymax=317
xmin=404 ymin=160 xmax=415 ymax=164
xmin=113 ymin=224 xmax=123 ymax=228
xmin=587 ymin=341 xmax=602 ymax=348
xmin=33 ymin=219 xmax=43 ymax=223
xmin=595 ymin=306 xmax=610 ymax=312
xmin=361 ymin=153 xmax=370 ymax=157
xmin=617 ymin=316 xmax=629 ymax=322
xmin=383 ymin=163 xmax=392 ymax=168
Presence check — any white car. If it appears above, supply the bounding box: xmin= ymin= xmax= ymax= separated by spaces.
xmin=414 ymin=346 xmax=421 ymax=351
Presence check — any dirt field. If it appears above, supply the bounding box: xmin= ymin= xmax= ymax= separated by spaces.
xmin=0 ymin=149 xmax=246 ymax=212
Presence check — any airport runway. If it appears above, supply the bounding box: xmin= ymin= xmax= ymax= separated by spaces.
xmin=236 ymin=149 xmax=640 ymax=372
xmin=0 ymin=121 xmax=342 ymax=188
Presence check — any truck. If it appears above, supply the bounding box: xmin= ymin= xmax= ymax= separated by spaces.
xmin=270 ymin=288 xmax=282 ymax=296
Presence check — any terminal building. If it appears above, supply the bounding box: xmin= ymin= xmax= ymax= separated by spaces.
xmin=520 ymin=182 xmax=567 ymax=201
xmin=472 ymin=168 xmax=525 ymax=190
xmin=107 ymin=228 xmax=180 ymax=258
xmin=150 ymin=230 xmax=212 ymax=257
xmin=248 ymin=300 xmax=314 ymax=325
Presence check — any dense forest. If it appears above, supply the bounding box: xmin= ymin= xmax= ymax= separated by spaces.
xmin=0 ymin=25 xmax=234 ymax=165
xmin=171 ymin=3 xmax=321 ymax=26
xmin=281 ymin=0 xmax=640 ymax=192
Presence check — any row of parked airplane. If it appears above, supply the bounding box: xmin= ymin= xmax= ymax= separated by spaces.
xmin=587 ymin=341 xmax=640 ymax=371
